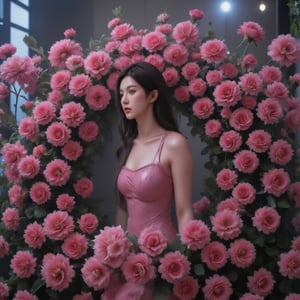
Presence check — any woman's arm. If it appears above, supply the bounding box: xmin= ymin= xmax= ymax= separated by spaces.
xmin=165 ymin=132 xmax=194 ymax=234
xmin=115 ymin=197 xmax=128 ymax=230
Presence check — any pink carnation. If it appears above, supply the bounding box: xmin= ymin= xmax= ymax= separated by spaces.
xmin=267 ymin=34 xmax=300 ymax=67
xmin=192 ymin=97 xmax=214 ymax=119
xmin=119 ymin=36 xmax=142 ymax=56
xmin=158 ymin=251 xmax=191 ymax=283
xmin=228 ymin=238 xmax=256 ymax=268
xmin=0 ymin=235 xmax=9 ymax=258
xmin=61 ymin=233 xmax=88 ymax=259
xmin=289 ymin=182 xmax=300 ymax=207
xmin=278 ymin=250 xmax=300 ymax=279
xmin=285 ymin=294 xmax=300 ymax=300
xmin=78 ymin=213 xmax=99 ymax=234
xmin=85 ymin=85 xmax=111 ymax=111
xmin=213 ymin=80 xmax=241 ymax=107
xmin=111 ymin=23 xmax=135 ymax=40
xmin=43 ymin=159 xmax=71 ymax=187
xmin=50 ymin=70 xmax=71 ymax=91
xmin=162 ymin=67 xmax=179 ymax=87
xmin=189 ymin=78 xmax=207 ymax=97
xmin=266 ymin=81 xmax=289 ymax=102
xmin=41 ymin=253 xmax=75 ymax=291
xmin=18 ymin=155 xmax=40 ymax=179
xmin=10 ymin=250 xmax=36 ymax=278
xmin=65 ymin=54 xmax=84 ymax=71
xmin=219 ymin=130 xmax=242 ymax=152
xmin=56 ymin=193 xmax=75 ymax=212
xmin=239 ymin=72 xmax=263 ymax=96
xmin=257 ymin=98 xmax=283 ymax=124
xmin=0 ymin=282 xmax=9 ymax=299
xmin=107 ymin=17 xmax=121 ymax=29
xmin=291 ymin=236 xmax=300 ymax=251
xmin=94 ymin=225 xmax=131 ymax=268
xmin=285 ymin=108 xmax=300 ymax=133
xmin=173 ymin=275 xmax=200 ymax=300
xmin=81 ymin=256 xmax=111 ymax=290
xmin=69 ymin=74 xmax=91 ymax=97
xmin=252 ymin=206 xmax=281 ymax=234
xmin=48 ymin=39 xmax=82 ymax=68
xmin=142 ymin=31 xmax=167 ymax=52
xmin=0 ymin=82 xmax=9 ymax=102
xmin=205 ymin=119 xmax=223 ymax=138
xmin=84 ymin=51 xmax=112 ymax=79
xmin=47 ymin=90 xmax=62 ymax=105
xmin=138 ymin=226 xmax=168 ymax=257
xmin=32 ymin=101 xmax=56 ymax=125
xmin=45 ymin=122 xmax=71 ymax=147
xmin=0 ymin=43 xmax=16 ymax=59
xmin=193 ymin=196 xmax=210 ymax=216
xmin=246 ymin=129 xmax=271 ymax=153
xmin=241 ymin=95 xmax=257 ymax=110
xmin=241 ymin=53 xmax=258 ymax=70
xmin=229 ymin=107 xmax=253 ymax=131
xmin=2 ymin=207 xmax=19 ymax=230
xmin=180 ymin=219 xmax=211 ymax=251
xmin=163 ymin=44 xmax=189 ymax=66
xmin=61 ymin=140 xmax=83 ymax=161
xmin=145 ymin=54 xmax=165 ymax=71
xmin=13 ymin=290 xmax=38 ymax=300
xmin=172 ymin=21 xmax=199 ymax=46
xmin=232 ymin=182 xmax=256 ymax=205
xmin=216 ymin=198 xmax=240 ymax=213
xmin=202 ymin=274 xmax=233 ymax=300
xmin=259 ymin=65 xmax=282 ymax=84
xmin=78 ymin=121 xmax=99 ymax=142
xmin=43 ymin=211 xmax=74 ymax=241
xmin=220 ymin=63 xmax=238 ymax=79
xmin=8 ymin=184 xmax=24 ymax=208
xmin=189 ymin=8 xmax=205 ymax=20
xmin=211 ymin=209 xmax=243 ymax=240
xmin=122 ymin=252 xmax=156 ymax=284
xmin=24 ymin=221 xmax=46 ymax=249
xmin=262 ymin=168 xmax=290 ymax=197
xmin=201 ymin=241 xmax=228 ymax=271
xmin=18 ymin=117 xmax=39 ymax=142
xmin=247 ymin=268 xmax=275 ymax=297
xmin=237 ymin=21 xmax=265 ymax=42
xmin=59 ymin=102 xmax=86 ymax=128
xmin=216 ymin=168 xmax=238 ymax=191
xmin=240 ymin=293 xmax=264 ymax=300
xmin=74 ymin=177 xmax=93 ymax=198
xmin=200 ymin=39 xmax=228 ymax=63
xmin=206 ymin=70 xmax=223 ymax=86
xmin=233 ymin=150 xmax=259 ymax=174
xmin=29 ymin=181 xmax=51 ymax=205
xmin=1 ymin=141 xmax=26 ymax=167
xmin=181 ymin=62 xmax=200 ymax=80
xmin=269 ymin=139 xmax=293 ymax=165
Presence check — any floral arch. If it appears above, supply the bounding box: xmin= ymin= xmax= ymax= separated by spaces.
xmin=0 ymin=7 xmax=300 ymax=300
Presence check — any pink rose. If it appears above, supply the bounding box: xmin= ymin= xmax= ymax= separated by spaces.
xmin=18 ymin=117 xmax=39 ymax=142
xmin=158 ymin=251 xmax=191 ymax=283
xmin=232 ymin=182 xmax=256 ymax=205
xmin=216 ymin=168 xmax=237 ymax=191
xmin=81 ymin=256 xmax=111 ymax=290
xmin=73 ymin=177 xmax=93 ymax=198
xmin=211 ymin=209 xmax=243 ymax=240
xmin=162 ymin=67 xmax=179 ymax=87
xmin=163 ymin=44 xmax=189 ymax=66
xmin=138 ymin=226 xmax=168 ymax=257
xmin=61 ymin=233 xmax=88 ymax=259
xmin=43 ymin=211 xmax=74 ymax=240
xmin=259 ymin=65 xmax=282 ymax=84
xmin=193 ymin=196 xmax=210 ymax=216
xmin=78 ymin=213 xmax=99 ymax=234
xmin=206 ymin=70 xmax=223 ymax=86
xmin=24 ymin=222 xmax=46 ymax=249
xmin=205 ymin=119 xmax=223 ymax=138
xmin=189 ymin=8 xmax=205 ymax=20
xmin=78 ymin=121 xmax=99 ymax=142
xmin=84 ymin=51 xmax=112 ymax=79
xmin=241 ymin=53 xmax=258 ymax=70
xmin=59 ymin=102 xmax=86 ymax=128
xmin=142 ymin=31 xmax=167 ymax=52
xmin=229 ymin=107 xmax=253 ymax=131
xmin=278 ymin=250 xmax=300 ymax=280
xmin=228 ymin=238 xmax=256 ymax=268
xmin=284 ymin=108 xmax=300 ymax=133
xmin=18 ymin=155 xmax=40 ymax=179
xmin=107 ymin=17 xmax=121 ymax=30
xmin=65 ymin=55 xmax=84 ymax=71
xmin=0 ymin=282 xmax=9 ymax=299
xmin=8 ymin=184 xmax=24 ymax=208
xmin=10 ymin=250 xmax=36 ymax=278
xmin=219 ymin=130 xmax=242 ymax=152
xmin=247 ymin=268 xmax=275 ymax=297
xmin=61 ymin=140 xmax=83 ymax=161
xmin=233 ymin=150 xmax=259 ymax=174
xmin=192 ymin=97 xmax=214 ymax=119
xmin=174 ymin=85 xmax=190 ymax=103
xmin=29 ymin=181 xmax=51 ymax=205
xmin=269 ymin=139 xmax=293 ymax=165
xmin=213 ymin=80 xmax=241 ymax=107
xmin=262 ymin=168 xmax=290 ymax=197
xmin=200 ymin=39 xmax=228 ymax=63
xmin=111 ymin=23 xmax=134 ymax=40
xmin=85 ymin=85 xmax=111 ymax=111
xmin=43 ymin=159 xmax=71 ymax=187
xmin=46 ymin=122 xmax=71 ymax=146
xmin=41 ymin=253 xmax=75 ymax=291
xmin=122 ymin=252 xmax=156 ymax=284
xmin=267 ymin=34 xmax=300 ymax=67
xmin=181 ymin=62 xmax=200 ymax=80
xmin=237 ymin=21 xmax=265 ymax=42
xmin=180 ymin=219 xmax=211 ymax=250
xmin=32 ymin=101 xmax=56 ymax=125
xmin=0 ymin=43 xmax=16 ymax=59
xmin=257 ymin=98 xmax=283 ymax=124
xmin=172 ymin=21 xmax=199 ymax=46
xmin=93 ymin=225 xmax=131 ymax=268
xmin=239 ymin=72 xmax=263 ymax=96
xmin=69 ymin=74 xmax=91 ymax=97
xmin=1 ymin=141 xmax=26 ymax=167
xmin=246 ymin=129 xmax=271 ymax=153
xmin=241 ymin=95 xmax=257 ymax=109
xmin=50 ymin=70 xmax=71 ymax=91
xmin=173 ymin=275 xmax=200 ymax=300
xmin=119 ymin=36 xmax=142 ymax=56
xmin=56 ymin=193 xmax=75 ymax=212
xmin=216 ymin=198 xmax=240 ymax=213
xmin=266 ymin=81 xmax=289 ymax=102
xmin=201 ymin=241 xmax=228 ymax=270
xmin=189 ymin=78 xmax=207 ymax=97
xmin=13 ymin=290 xmax=38 ymax=300
xmin=202 ymin=274 xmax=233 ymax=300
xmin=220 ymin=63 xmax=238 ymax=79
xmin=252 ymin=206 xmax=281 ymax=234
xmin=2 ymin=207 xmax=19 ymax=230
xmin=64 ymin=28 xmax=76 ymax=39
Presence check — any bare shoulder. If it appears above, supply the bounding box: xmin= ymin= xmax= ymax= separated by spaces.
xmin=164 ymin=131 xmax=191 ymax=152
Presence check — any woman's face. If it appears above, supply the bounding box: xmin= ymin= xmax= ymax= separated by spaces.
xmin=119 ymin=76 xmax=155 ymax=120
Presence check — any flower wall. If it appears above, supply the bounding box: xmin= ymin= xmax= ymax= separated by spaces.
xmin=0 ymin=7 xmax=300 ymax=300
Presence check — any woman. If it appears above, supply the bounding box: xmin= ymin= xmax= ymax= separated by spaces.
xmin=115 ymin=61 xmax=194 ymax=241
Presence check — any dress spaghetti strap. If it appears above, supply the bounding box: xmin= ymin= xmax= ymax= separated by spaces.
xmin=153 ymin=134 xmax=168 ymax=163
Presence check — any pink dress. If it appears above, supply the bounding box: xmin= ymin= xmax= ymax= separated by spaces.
xmin=117 ymin=134 xmax=177 ymax=241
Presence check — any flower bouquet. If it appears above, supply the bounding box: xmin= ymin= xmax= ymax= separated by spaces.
xmin=0 ymin=6 xmax=300 ymax=300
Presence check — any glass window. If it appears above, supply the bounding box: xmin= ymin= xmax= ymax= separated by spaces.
xmin=10 ymin=27 xmax=28 ymax=55
xmin=11 ymin=2 xmax=29 ymax=28
xmin=0 ymin=0 xmax=3 ymax=19
xmin=17 ymin=0 xmax=29 ymax=6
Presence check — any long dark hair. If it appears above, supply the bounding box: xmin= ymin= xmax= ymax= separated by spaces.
xmin=115 ymin=61 xmax=179 ymax=165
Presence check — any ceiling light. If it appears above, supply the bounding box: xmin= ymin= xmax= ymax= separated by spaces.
xmin=221 ymin=1 xmax=231 ymax=12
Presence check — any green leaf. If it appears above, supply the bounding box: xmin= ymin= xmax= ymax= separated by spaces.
xmin=277 ymin=200 xmax=291 ymax=208
xmin=34 ymin=206 xmax=47 ymax=219
xmin=193 ymin=263 xmax=205 ymax=276
xmin=31 ymin=278 xmax=45 ymax=294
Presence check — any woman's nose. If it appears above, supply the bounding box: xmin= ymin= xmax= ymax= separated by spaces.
xmin=121 ymin=94 xmax=128 ymax=104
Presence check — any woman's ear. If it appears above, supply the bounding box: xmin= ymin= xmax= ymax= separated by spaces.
xmin=149 ymin=89 xmax=159 ymax=103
